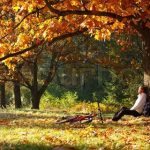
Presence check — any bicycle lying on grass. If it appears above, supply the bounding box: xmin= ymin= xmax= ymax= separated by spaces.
xmin=56 ymin=111 xmax=103 ymax=125
xmin=56 ymin=102 xmax=104 ymax=124
xmin=56 ymin=113 xmax=97 ymax=124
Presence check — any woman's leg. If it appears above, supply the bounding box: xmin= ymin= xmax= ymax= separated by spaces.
xmin=112 ymin=108 xmax=141 ymax=121
xmin=122 ymin=109 xmax=141 ymax=117
xmin=112 ymin=107 xmax=128 ymax=121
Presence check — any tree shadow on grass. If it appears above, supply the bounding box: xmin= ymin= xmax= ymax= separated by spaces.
xmin=0 ymin=108 xmax=86 ymax=121
xmin=1 ymin=143 xmax=78 ymax=150
xmin=0 ymin=111 xmax=68 ymax=120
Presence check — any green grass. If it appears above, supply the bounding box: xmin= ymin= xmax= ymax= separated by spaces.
xmin=0 ymin=108 xmax=150 ymax=150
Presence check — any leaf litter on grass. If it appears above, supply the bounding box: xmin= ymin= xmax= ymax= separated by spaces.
xmin=0 ymin=110 xmax=150 ymax=150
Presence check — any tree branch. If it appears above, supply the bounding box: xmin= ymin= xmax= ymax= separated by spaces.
xmin=0 ymin=28 xmax=87 ymax=62
xmin=44 ymin=0 xmax=134 ymax=21
xmin=38 ymin=52 xmax=58 ymax=97
xmin=48 ymin=28 xmax=88 ymax=46
xmin=44 ymin=0 xmax=64 ymax=6
xmin=18 ymin=70 xmax=32 ymax=89
xmin=0 ymin=43 xmax=42 ymax=62
xmin=0 ymin=77 xmax=17 ymax=83
xmin=38 ymin=28 xmax=87 ymax=97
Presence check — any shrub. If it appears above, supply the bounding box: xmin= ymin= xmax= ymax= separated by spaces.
xmin=60 ymin=91 xmax=78 ymax=108
xmin=40 ymin=84 xmax=78 ymax=109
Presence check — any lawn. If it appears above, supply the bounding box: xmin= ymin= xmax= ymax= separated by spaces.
xmin=0 ymin=109 xmax=150 ymax=150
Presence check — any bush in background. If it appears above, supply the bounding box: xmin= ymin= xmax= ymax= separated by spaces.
xmin=40 ymin=84 xmax=78 ymax=110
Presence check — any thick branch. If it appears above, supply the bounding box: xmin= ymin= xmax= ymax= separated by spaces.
xmin=48 ymin=28 xmax=88 ymax=46
xmin=38 ymin=52 xmax=58 ymax=97
xmin=0 ymin=43 xmax=40 ymax=62
xmin=0 ymin=29 xmax=87 ymax=62
xmin=44 ymin=0 xmax=134 ymax=21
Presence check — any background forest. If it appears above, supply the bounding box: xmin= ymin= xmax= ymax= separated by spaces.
xmin=1 ymin=34 xmax=143 ymax=111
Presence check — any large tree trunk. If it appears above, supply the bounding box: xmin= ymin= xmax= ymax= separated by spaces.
xmin=142 ymin=28 xmax=150 ymax=88
xmin=31 ymin=91 xmax=41 ymax=109
xmin=143 ymin=68 xmax=150 ymax=88
xmin=0 ymin=83 xmax=6 ymax=108
xmin=143 ymin=47 xmax=150 ymax=88
xmin=31 ymin=54 xmax=58 ymax=109
xmin=31 ymin=99 xmax=40 ymax=109
xmin=14 ymin=81 xmax=22 ymax=108
xmin=31 ymin=59 xmax=39 ymax=109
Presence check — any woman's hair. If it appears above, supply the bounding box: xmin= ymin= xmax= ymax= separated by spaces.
xmin=140 ymin=85 xmax=149 ymax=94
xmin=140 ymin=85 xmax=150 ymax=101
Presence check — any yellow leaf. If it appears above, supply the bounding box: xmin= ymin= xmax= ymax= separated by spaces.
xmin=13 ymin=6 xmax=20 ymax=12
xmin=30 ymin=29 xmax=35 ymax=35
xmin=28 ymin=5 xmax=34 ymax=13
xmin=58 ymin=16 xmax=63 ymax=23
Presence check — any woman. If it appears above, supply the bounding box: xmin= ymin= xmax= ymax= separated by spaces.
xmin=112 ymin=86 xmax=148 ymax=121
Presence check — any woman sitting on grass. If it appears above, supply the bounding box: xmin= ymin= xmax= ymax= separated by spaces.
xmin=112 ymin=85 xmax=149 ymax=121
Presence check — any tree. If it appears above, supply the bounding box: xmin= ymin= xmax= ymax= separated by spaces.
xmin=11 ymin=46 xmax=57 ymax=109
xmin=0 ymin=63 xmax=8 ymax=108
xmin=13 ymin=65 xmax=22 ymax=108
xmin=13 ymin=81 xmax=22 ymax=108
xmin=20 ymin=51 xmax=58 ymax=109
xmin=0 ymin=61 xmax=23 ymax=108
xmin=18 ymin=35 xmax=89 ymax=109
